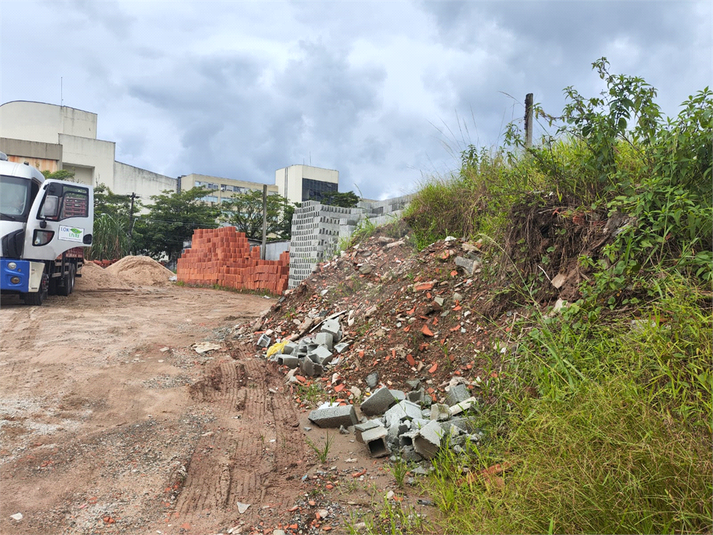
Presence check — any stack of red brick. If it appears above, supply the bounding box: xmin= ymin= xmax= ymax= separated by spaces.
xmin=176 ymin=227 xmax=289 ymax=295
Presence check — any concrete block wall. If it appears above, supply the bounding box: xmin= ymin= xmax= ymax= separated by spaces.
xmin=289 ymin=201 xmax=365 ymax=289
xmin=177 ymin=226 xmax=289 ymax=294
xmin=288 ymin=194 xmax=413 ymax=288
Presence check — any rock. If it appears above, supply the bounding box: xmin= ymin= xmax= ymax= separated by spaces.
xmin=452 ymin=292 xmax=464 ymax=303
xmin=455 ymin=256 xmax=480 ymax=276
xmin=194 ymin=341 xmax=222 ymax=354
xmin=10 ymin=513 xmax=23 ymax=521
xmin=365 ymin=372 xmax=379 ymax=389
xmin=359 ymin=264 xmax=374 ymax=275
xmin=445 ymin=384 xmax=471 ymax=406
xmin=551 ymin=273 xmax=567 ymax=289
xmin=237 ymin=502 xmax=250 ymax=514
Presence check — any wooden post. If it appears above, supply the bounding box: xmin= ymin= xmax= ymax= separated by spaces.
xmin=261 ymin=184 xmax=267 ymax=260
xmin=525 ymin=93 xmax=534 ymax=148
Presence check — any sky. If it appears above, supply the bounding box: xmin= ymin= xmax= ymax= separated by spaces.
xmin=1 ymin=0 xmax=711 ymax=200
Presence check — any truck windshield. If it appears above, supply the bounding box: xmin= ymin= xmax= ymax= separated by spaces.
xmin=0 ymin=175 xmax=32 ymax=222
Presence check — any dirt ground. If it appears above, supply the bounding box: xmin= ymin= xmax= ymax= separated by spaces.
xmin=0 ymin=269 xmax=404 ymax=535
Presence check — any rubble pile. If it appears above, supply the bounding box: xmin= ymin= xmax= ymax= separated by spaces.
xmin=233 ymin=227 xmax=520 ymax=465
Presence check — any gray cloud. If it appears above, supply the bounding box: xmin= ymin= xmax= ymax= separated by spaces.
xmin=1 ymin=0 xmax=710 ymax=200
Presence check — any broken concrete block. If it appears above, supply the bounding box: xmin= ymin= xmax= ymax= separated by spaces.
xmin=400 ymin=445 xmax=423 ymax=462
xmin=384 ymin=400 xmax=423 ymax=427
xmin=448 ymin=417 xmax=481 ymax=435
xmin=449 ymin=397 xmax=478 ymax=417
xmin=390 ymin=390 xmax=406 ymax=401
xmin=413 ymin=420 xmax=444 ymax=460
xmin=282 ymin=342 xmax=297 ymax=355
xmin=300 ymin=357 xmax=324 ymax=377
xmin=407 ymin=389 xmax=424 ymax=404
xmin=308 ymin=345 xmax=333 ymax=363
xmin=405 ymin=379 xmax=421 ymax=390
xmin=321 ymin=319 xmax=342 ymax=342
xmin=308 ymin=404 xmax=358 ymax=428
xmin=446 ymin=384 xmax=471 ymax=406
xmin=257 ymin=334 xmax=271 ymax=348
xmin=360 ymin=386 xmax=396 ymax=416
xmin=278 ymin=355 xmax=300 ymax=368
xmin=334 ymin=342 xmax=350 ymax=354
xmin=361 ymin=426 xmax=390 ymax=457
xmin=455 ymin=256 xmax=481 ymax=276
xmin=355 ymin=420 xmax=382 ymax=443
xmin=315 ymin=332 xmax=334 ymax=350
xmin=430 ymin=403 xmax=451 ymax=421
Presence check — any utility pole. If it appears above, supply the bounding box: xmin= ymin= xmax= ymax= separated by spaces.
xmin=261 ymin=185 xmax=267 ymax=260
xmin=525 ymin=93 xmax=534 ymax=148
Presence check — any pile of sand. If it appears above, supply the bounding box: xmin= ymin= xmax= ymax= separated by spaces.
xmin=77 ymin=261 xmax=131 ymax=291
xmin=105 ymin=256 xmax=175 ymax=287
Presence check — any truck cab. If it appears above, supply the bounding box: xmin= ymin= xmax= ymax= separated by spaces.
xmin=0 ymin=152 xmax=94 ymax=305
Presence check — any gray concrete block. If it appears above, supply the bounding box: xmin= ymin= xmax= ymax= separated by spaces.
xmin=321 ymin=319 xmax=342 ymax=342
xmin=282 ymin=342 xmax=298 ymax=355
xmin=449 ymin=397 xmax=478 ymax=417
xmin=300 ymin=357 xmax=324 ymax=377
xmin=308 ymin=404 xmax=358 ymax=428
xmin=360 ymin=386 xmax=396 ymax=416
xmin=446 ymin=384 xmax=471 ymax=407
xmin=448 ymin=417 xmax=481 ymax=434
xmin=413 ymin=420 xmax=444 ymax=459
xmin=407 ymin=389 xmax=425 ymax=404
xmin=400 ymin=445 xmax=423 ymax=462
xmin=430 ymin=403 xmax=451 ymax=422
xmin=308 ymin=345 xmax=333 ymax=363
xmin=334 ymin=342 xmax=350 ymax=354
xmin=390 ymin=390 xmax=406 ymax=402
xmin=384 ymin=400 xmax=423 ymax=428
xmin=315 ymin=332 xmax=334 ymax=350
xmin=278 ymin=355 xmax=300 ymax=368
xmin=361 ymin=426 xmax=390 ymax=458
xmin=355 ymin=419 xmax=382 ymax=443
xmin=257 ymin=334 xmax=271 ymax=348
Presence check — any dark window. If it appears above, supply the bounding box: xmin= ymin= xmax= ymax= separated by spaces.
xmin=302 ymin=178 xmax=338 ymax=202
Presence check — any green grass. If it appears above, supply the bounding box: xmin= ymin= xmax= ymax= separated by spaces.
xmin=305 ymin=432 xmax=334 ymax=463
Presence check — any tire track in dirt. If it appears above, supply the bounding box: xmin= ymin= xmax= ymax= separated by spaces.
xmin=169 ymin=347 xmax=305 ymax=532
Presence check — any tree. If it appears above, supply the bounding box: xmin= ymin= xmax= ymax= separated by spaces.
xmin=41 ymin=169 xmax=76 ymax=181
xmin=321 ymin=191 xmax=360 ymax=208
xmin=132 ymin=188 xmax=220 ymax=262
xmin=87 ymin=185 xmax=142 ymax=260
xmin=221 ymin=190 xmax=294 ymax=241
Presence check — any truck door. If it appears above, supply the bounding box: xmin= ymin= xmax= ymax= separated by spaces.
xmin=23 ymin=179 xmax=94 ymax=262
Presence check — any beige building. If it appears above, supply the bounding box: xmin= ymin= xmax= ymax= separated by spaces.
xmin=0 ymin=101 xmax=176 ymax=199
xmin=1 ymin=101 xmax=340 ymax=208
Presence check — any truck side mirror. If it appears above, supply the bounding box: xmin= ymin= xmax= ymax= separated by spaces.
xmin=41 ymin=195 xmax=60 ymax=218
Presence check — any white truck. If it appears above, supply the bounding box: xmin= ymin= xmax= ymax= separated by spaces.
xmin=0 ymin=152 xmax=94 ymax=305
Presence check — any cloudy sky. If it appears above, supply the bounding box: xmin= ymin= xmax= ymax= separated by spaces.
xmin=2 ymin=1 xmax=711 ymax=200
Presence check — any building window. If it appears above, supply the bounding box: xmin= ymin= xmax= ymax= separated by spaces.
xmin=302 ymin=178 xmax=337 ymax=202
xmin=200 ymin=195 xmax=218 ymax=203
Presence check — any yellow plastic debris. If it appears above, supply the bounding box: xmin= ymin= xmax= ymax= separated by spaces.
xmin=266 ymin=340 xmax=288 ymax=357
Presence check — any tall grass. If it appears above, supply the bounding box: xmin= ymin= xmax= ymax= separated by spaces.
xmin=413 ymin=61 xmax=712 ymax=534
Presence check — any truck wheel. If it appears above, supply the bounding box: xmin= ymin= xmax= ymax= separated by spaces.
xmin=23 ymin=274 xmax=49 ymax=306
xmin=58 ymin=264 xmax=76 ymax=296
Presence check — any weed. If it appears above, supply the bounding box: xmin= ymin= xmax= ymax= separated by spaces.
xmin=296 ymin=383 xmax=324 ymax=407
xmin=388 ymin=456 xmax=410 ymax=488
xmin=305 ymin=432 xmax=334 ymax=463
